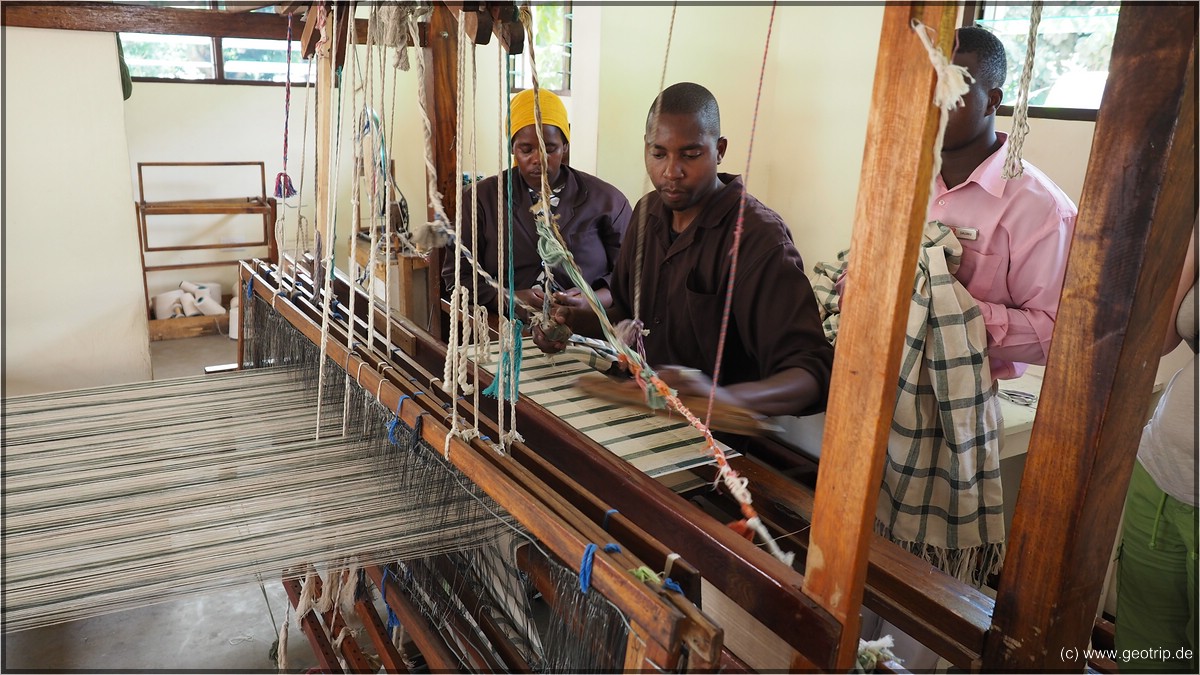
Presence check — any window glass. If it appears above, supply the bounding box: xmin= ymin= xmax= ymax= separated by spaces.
xmin=122 ymin=33 xmax=215 ymax=80
xmin=509 ymin=3 xmax=572 ymax=94
xmin=222 ymin=38 xmax=310 ymax=83
xmin=120 ymin=3 xmax=308 ymax=85
xmin=976 ymin=3 xmax=1119 ymax=109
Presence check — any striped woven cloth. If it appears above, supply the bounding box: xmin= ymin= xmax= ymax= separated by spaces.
xmin=811 ymin=221 xmax=1005 ymax=586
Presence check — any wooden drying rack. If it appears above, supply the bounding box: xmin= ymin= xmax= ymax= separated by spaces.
xmin=134 ymin=160 xmax=278 ymax=340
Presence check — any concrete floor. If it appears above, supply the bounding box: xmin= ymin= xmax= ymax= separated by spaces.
xmin=3 ymin=334 xmax=321 ymax=672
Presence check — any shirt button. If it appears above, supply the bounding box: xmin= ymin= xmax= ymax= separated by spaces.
xmin=937 ymin=199 xmax=946 ymax=206
xmin=654 ymin=318 xmax=662 ymax=325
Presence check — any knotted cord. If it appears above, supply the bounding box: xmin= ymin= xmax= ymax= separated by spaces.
xmin=1002 ymin=1 xmax=1043 ymax=180
xmin=911 ymin=18 xmax=973 ymax=200
xmin=275 ymin=14 xmax=298 ymax=200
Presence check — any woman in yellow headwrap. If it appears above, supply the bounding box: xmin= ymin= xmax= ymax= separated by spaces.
xmin=442 ymin=88 xmax=631 ymax=313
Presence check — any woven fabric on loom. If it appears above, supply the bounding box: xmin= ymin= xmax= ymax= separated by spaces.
xmin=3 ymin=367 xmax=519 ymax=632
xmin=480 ymin=338 xmax=738 ymax=478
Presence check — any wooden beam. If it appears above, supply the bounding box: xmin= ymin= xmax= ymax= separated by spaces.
xmin=802 ymin=4 xmax=957 ymax=670
xmin=312 ymin=3 xmax=334 ymax=285
xmin=421 ymin=4 xmax=460 ymax=339
xmin=0 ymin=1 xmax=369 ymax=42
xmin=984 ymin=4 xmax=1197 ymax=670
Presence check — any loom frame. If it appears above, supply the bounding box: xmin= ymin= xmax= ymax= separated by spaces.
xmin=6 ymin=0 xmax=1190 ymax=670
xmin=389 ymin=2 xmax=1198 ymax=671
xmin=241 ymin=259 xmax=721 ymax=670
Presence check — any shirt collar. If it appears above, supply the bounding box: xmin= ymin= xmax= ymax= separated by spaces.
xmin=949 ymin=132 xmax=1011 ymax=199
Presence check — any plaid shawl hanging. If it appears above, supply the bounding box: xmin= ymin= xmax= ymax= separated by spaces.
xmin=811 ymin=221 xmax=1006 ymax=586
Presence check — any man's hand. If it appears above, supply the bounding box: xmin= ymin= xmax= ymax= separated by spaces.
xmin=531 ymin=307 xmax=573 ymax=353
xmin=654 ymin=365 xmax=743 ymax=409
xmin=552 ymin=288 xmax=588 ymax=309
xmin=514 ymin=287 xmax=546 ymax=310
xmin=553 ymin=286 xmax=615 ymax=310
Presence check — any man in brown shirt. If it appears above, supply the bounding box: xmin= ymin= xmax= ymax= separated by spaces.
xmin=536 ymin=83 xmax=832 ymax=417
xmin=441 ymin=89 xmax=631 ymax=314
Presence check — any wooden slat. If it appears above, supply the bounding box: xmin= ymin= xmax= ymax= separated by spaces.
xmin=365 ymin=564 xmax=461 ymax=672
xmin=281 ymin=575 xmax=343 ymax=673
xmin=353 ymin=593 xmax=410 ymax=673
xmin=148 ymin=315 xmax=229 ymax=342
xmin=803 ymin=4 xmax=957 ymax=669
xmin=311 ymin=569 xmax=374 ymax=672
xmin=984 ymin=4 xmax=1198 ymax=670
xmin=1 ymin=1 xmax=369 ymax=42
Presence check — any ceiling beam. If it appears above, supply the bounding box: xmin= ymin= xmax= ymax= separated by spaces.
xmin=1 ymin=2 xmax=368 ymax=42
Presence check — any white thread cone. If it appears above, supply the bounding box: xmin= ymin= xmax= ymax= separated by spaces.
xmin=179 ymin=293 xmax=202 ymax=317
xmin=194 ymin=295 xmax=227 ymax=316
xmin=153 ymin=290 xmax=185 ymax=320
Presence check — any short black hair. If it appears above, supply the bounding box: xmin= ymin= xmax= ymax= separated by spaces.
xmin=956 ymin=26 xmax=1007 ymax=91
xmin=646 ymin=82 xmax=721 ymax=138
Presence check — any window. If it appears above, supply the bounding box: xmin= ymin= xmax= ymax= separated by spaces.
xmin=967 ymin=3 xmax=1121 ymax=120
xmin=119 ymin=3 xmax=310 ymax=84
xmin=508 ymin=3 xmax=572 ymax=94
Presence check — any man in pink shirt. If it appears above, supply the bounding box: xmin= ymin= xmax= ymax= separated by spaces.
xmin=861 ymin=26 xmax=1079 ymax=669
xmin=932 ymin=26 xmax=1078 ymax=380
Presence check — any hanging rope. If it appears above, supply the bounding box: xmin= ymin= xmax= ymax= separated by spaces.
xmin=1002 ymin=1 xmax=1043 ymax=180
xmin=632 ymin=2 xmax=678 ymax=331
xmin=275 ymin=15 xmax=298 ymax=199
xmin=704 ymin=2 xmax=775 ymax=432
xmin=407 ymin=13 xmax=453 ymax=251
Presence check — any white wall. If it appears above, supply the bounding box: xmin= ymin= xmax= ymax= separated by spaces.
xmin=594 ymin=4 xmax=888 ymax=268
xmin=4 ymin=28 xmax=152 ymax=395
xmin=590 ymin=5 xmax=1102 ymax=273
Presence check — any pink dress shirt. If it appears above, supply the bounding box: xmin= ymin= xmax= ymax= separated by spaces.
xmin=929 ymin=134 xmax=1078 ymax=380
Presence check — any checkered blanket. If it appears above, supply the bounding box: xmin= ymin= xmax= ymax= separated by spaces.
xmin=811 ymin=221 xmax=1006 ymax=586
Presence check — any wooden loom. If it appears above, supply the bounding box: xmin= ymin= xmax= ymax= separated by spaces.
xmin=234 ymin=3 xmax=1198 ymax=671
xmin=248 ymin=2 xmax=1197 ymax=671
xmin=3 ymin=1 xmax=1194 ymax=671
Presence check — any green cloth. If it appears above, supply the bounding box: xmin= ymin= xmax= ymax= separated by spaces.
xmin=1116 ymin=461 xmax=1198 ymax=673
xmin=117 ymin=35 xmax=132 ymax=100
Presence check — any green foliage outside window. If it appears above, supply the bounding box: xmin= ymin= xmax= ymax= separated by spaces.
xmin=510 ymin=3 xmax=572 ymax=93
xmin=977 ymin=3 xmax=1119 ymax=109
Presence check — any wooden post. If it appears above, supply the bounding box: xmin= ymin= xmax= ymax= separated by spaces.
xmin=801 ymin=4 xmax=956 ymax=669
xmin=311 ymin=3 xmax=334 ymax=286
xmin=984 ymin=4 xmax=1197 ymax=670
xmin=420 ymin=3 xmax=461 ymax=339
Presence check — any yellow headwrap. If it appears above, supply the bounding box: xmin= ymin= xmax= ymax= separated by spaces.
xmin=509 ymin=89 xmax=571 ymax=143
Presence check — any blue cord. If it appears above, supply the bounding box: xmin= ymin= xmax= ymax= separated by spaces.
xmin=663 ymin=578 xmax=683 ymax=594
xmin=602 ymin=508 xmax=619 ymax=531
xmin=381 ymin=568 xmax=399 ymax=630
xmin=579 ymin=543 xmax=598 ymax=594
xmin=603 ymin=543 xmax=621 ymax=553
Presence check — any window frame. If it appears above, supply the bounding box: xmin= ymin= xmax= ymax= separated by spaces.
xmin=961 ymin=1 xmax=1113 ymax=122
xmin=122 ymin=2 xmax=305 ymax=87
xmin=507 ymin=3 xmax=573 ymax=96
